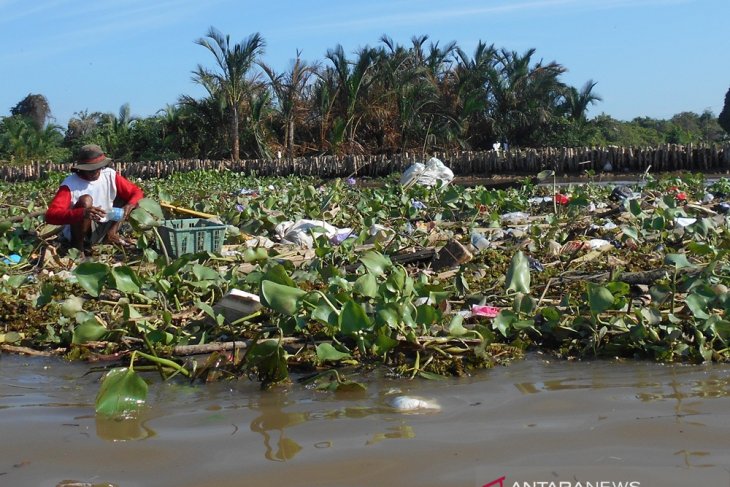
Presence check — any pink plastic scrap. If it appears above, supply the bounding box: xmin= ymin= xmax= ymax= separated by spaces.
xmin=471 ymin=304 xmax=501 ymax=318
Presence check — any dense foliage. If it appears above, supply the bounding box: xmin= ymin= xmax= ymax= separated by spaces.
xmin=1 ymin=170 xmax=729 ymax=417
xmin=2 ymin=32 xmax=727 ymax=165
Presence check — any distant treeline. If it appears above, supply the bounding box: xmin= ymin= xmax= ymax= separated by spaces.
xmin=3 ymin=144 xmax=728 ymax=183
xmin=1 ymin=29 xmax=728 ymax=166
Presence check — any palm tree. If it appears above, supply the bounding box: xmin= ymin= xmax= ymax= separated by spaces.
xmin=487 ymin=48 xmax=566 ymax=146
xmin=194 ymin=27 xmax=265 ymax=160
xmin=451 ymin=41 xmax=497 ymax=148
xmin=561 ymin=80 xmax=602 ymax=122
xmin=325 ymin=44 xmax=376 ymax=153
xmin=260 ymin=52 xmax=317 ymax=160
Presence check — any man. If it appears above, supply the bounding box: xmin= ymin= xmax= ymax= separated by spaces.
xmin=45 ymin=144 xmax=144 ymax=255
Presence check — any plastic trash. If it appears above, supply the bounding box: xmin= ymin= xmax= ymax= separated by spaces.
xmin=675 ymin=217 xmax=697 ymax=228
xmin=330 ymin=228 xmax=356 ymax=245
xmin=387 ymin=395 xmax=441 ymax=412
xmin=471 ymin=304 xmax=500 ymax=318
xmin=610 ymin=186 xmax=635 ymax=202
xmin=716 ymin=202 xmax=730 ymax=214
xmin=470 ymin=232 xmax=490 ymax=251
xmin=554 ymin=193 xmax=570 ymax=205
xmin=528 ymin=196 xmax=553 ymax=205
xmin=500 ymin=211 xmax=530 ymax=223
xmin=528 ymin=256 xmax=544 ymax=272
xmin=274 ymin=219 xmax=352 ymax=248
xmin=399 ymin=157 xmax=454 ymax=187
xmin=702 ymin=193 xmax=715 ymax=204
xmin=2 ymin=254 xmax=21 ymax=265
xmin=106 ymin=207 xmax=125 ymax=221
xmin=587 ymin=239 xmax=612 ymax=250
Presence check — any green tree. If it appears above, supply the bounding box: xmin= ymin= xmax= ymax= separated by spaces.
xmin=260 ymin=52 xmax=316 ymax=160
xmin=719 ymin=86 xmax=730 ymax=134
xmin=561 ymin=80 xmax=602 ymax=122
xmin=11 ymin=94 xmax=51 ymax=130
xmin=194 ymin=27 xmax=265 ymax=160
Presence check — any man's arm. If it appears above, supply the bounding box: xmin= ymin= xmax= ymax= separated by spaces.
xmin=45 ymin=186 xmax=85 ymax=224
xmin=115 ymin=174 xmax=144 ymax=219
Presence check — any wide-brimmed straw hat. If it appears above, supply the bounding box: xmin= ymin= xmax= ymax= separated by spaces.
xmin=72 ymin=144 xmax=112 ymax=171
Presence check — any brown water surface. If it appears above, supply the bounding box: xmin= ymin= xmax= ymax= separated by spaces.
xmin=2 ymin=354 xmax=730 ymax=486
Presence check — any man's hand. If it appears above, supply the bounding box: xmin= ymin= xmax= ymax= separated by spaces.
xmin=84 ymin=206 xmax=105 ymax=222
xmin=122 ymin=203 xmax=137 ymax=221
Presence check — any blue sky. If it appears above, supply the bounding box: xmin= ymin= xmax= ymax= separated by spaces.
xmin=2 ymin=0 xmax=728 ymax=127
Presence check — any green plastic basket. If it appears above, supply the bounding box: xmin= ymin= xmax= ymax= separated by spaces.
xmin=157 ymin=218 xmax=227 ymax=258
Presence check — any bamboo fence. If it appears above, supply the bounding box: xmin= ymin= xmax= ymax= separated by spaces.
xmin=2 ymin=144 xmax=728 ymax=182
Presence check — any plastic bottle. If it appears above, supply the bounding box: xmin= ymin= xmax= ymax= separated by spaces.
xmin=470 ymin=232 xmax=490 ymax=251
xmin=107 ymin=207 xmax=125 ymax=221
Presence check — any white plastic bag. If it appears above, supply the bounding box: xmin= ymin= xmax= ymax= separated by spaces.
xmin=399 ymin=157 xmax=454 ymax=187
xmin=274 ymin=219 xmax=352 ymax=248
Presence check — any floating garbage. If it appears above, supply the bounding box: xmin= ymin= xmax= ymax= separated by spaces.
xmin=387 ymin=395 xmax=441 ymax=412
xmin=399 ymin=157 xmax=454 ymax=187
xmin=1 ymin=254 xmax=21 ymax=265
xmin=610 ymin=186 xmax=635 ymax=202
xmin=528 ymin=256 xmax=544 ymax=272
xmin=500 ymin=211 xmax=530 ymax=223
xmin=554 ymin=193 xmax=571 ymax=205
xmin=702 ymin=193 xmax=715 ymax=204
xmin=471 ymin=304 xmax=501 ymax=318
xmin=675 ymin=217 xmax=697 ymax=228
xmin=470 ymin=232 xmax=490 ymax=251
xmin=528 ymin=196 xmax=553 ymax=205
xmin=587 ymin=239 xmax=612 ymax=250
xmin=274 ymin=219 xmax=353 ymax=248
xmin=716 ymin=202 xmax=730 ymax=214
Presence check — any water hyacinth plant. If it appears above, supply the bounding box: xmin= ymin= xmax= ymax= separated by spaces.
xmin=0 ymin=171 xmax=729 ymax=417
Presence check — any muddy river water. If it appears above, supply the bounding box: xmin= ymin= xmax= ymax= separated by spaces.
xmin=2 ymin=354 xmax=730 ymax=487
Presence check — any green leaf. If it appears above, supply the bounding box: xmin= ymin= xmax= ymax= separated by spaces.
xmin=316 ymin=343 xmax=351 ymax=362
xmin=95 ymin=367 xmax=148 ymax=417
xmin=260 ymin=280 xmax=306 ymax=316
xmin=685 ymin=293 xmax=710 ymax=319
xmin=73 ymin=262 xmax=109 ymax=297
xmin=359 ymin=250 xmax=392 ymax=276
xmin=192 ymin=263 xmax=219 ymax=281
xmin=339 ymin=300 xmax=372 ymax=335
xmin=664 ymin=253 xmax=695 ymax=270
xmin=621 ymin=226 xmax=639 ymax=241
xmin=448 ymin=314 xmax=469 ymax=337
xmin=513 ymin=293 xmax=536 ymax=315
xmin=629 ymin=199 xmax=643 ymax=217
xmin=312 ymin=302 xmax=339 ymax=327
xmin=129 ymin=207 xmax=158 ymax=227
xmin=353 ymin=273 xmax=378 ymax=298
xmin=137 ymin=198 xmax=164 ymax=219
xmin=72 ymin=317 xmax=107 ymax=344
xmin=111 ymin=266 xmax=141 ymax=294
xmin=493 ymin=310 xmax=517 ymax=337
xmin=375 ymin=305 xmax=400 ymax=329
xmin=415 ymin=304 xmax=439 ymax=326
xmin=505 ymin=251 xmax=531 ymax=293
xmin=587 ymin=284 xmax=615 ymax=314
xmin=373 ymin=333 xmax=399 ymax=356
xmin=263 ymin=264 xmax=296 ymax=287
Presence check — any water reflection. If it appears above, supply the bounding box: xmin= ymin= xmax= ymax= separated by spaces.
xmin=93 ymin=413 xmax=156 ymax=441
xmin=249 ymin=401 xmax=308 ymax=462
xmin=247 ymin=390 xmax=420 ymax=461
